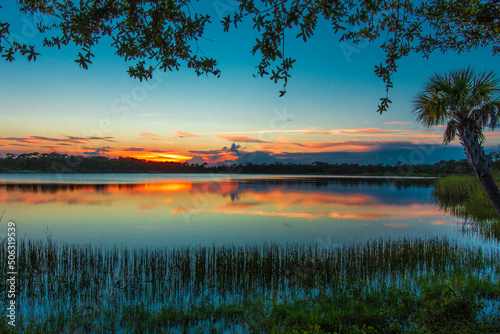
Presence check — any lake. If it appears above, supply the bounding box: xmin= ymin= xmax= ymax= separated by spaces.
xmin=0 ymin=173 xmax=467 ymax=248
xmin=3 ymin=174 xmax=500 ymax=333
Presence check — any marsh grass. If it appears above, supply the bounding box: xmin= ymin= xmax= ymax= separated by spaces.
xmin=433 ymin=175 xmax=499 ymax=220
xmin=1 ymin=237 xmax=499 ymax=333
xmin=433 ymin=175 xmax=500 ymax=241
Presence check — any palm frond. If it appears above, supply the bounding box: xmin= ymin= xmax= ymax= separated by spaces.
xmin=412 ymin=72 xmax=453 ymax=126
xmin=474 ymin=71 xmax=500 ymax=101
xmin=487 ymin=100 xmax=500 ymax=130
xmin=414 ymin=67 xmax=500 ymax=145
xmin=475 ymin=101 xmax=500 ymax=129
xmin=443 ymin=120 xmax=458 ymax=144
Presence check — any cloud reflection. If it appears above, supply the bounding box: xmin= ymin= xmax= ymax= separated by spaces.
xmin=0 ymin=178 xmax=439 ymax=223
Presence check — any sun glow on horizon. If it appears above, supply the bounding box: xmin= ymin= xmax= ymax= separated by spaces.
xmin=129 ymin=153 xmax=193 ymax=163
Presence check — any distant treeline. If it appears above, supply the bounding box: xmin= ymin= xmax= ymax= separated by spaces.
xmin=0 ymin=151 xmax=495 ymax=176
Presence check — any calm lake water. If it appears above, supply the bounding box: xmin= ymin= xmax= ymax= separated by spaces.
xmin=0 ymin=174 xmax=466 ymax=247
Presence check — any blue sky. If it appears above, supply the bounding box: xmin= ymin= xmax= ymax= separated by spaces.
xmin=1 ymin=0 xmax=500 ymax=165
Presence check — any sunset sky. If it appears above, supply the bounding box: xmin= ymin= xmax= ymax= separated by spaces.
xmin=2 ymin=1 xmax=500 ymax=166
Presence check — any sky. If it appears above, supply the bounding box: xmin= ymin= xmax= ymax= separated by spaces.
xmin=1 ymin=1 xmax=500 ymax=166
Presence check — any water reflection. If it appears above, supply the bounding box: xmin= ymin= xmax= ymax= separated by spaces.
xmin=0 ymin=176 xmax=455 ymax=247
xmin=432 ymin=183 xmax=500 ymax=242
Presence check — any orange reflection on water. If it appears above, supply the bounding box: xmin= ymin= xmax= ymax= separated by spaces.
xmin=134 ymin=182 xmax=192 ymax=193
xmin=0 ymin=179 xmax=442 ymax=223
xmin=247 ymin=190 xmax=375 ymax=211
xmin=211 ymin=202 xmax=441 ymax=221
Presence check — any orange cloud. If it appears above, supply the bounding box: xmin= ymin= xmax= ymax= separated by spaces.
xmin=384 ymin=121 xmax=412 ymax=125
xmin=186 ymin=146 xmax=242 ymax=163
xmin=0 ymin=135 xmax=116 ymax=145
xmin=197 ymin=129 xmax=312 ymax=135
xmin=217 ymin=135 xmax=268 ymax=143
xmin=302 ymin=130 xmax=333 ymax=135
xmin=338 ymin=128 xmax=401 ymax=134
xmin=303 ymin=128 xmax=403 ymax=135
xmin=255 ymin=140 xmax=376 ymax=154
xmin=485 ymin=132 xmax=500 ymax=138
xmin=173 ymin=130 xmax=200 ymax=138
xmin=300 ymin=128 xmax=447 ymax=143
xmin=406 ymin=133 xmax=443 ymax=139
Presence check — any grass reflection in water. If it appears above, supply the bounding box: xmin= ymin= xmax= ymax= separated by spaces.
xmin=433 ymin=175 xmax=500 ymax=241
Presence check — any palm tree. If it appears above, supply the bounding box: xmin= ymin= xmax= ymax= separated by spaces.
xmin=413 ymin=67 xmax=500 ymax=216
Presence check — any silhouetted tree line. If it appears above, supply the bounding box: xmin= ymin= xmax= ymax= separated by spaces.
xmin=0 ymin=178 xmax=434 ymax=195
xmin=1 ymin=152 xmax=495 ymax=176
xmin=0 ymin=152 xmax=193 ymax=173
xmin=209 ymin=160 xmax=477 ymax=177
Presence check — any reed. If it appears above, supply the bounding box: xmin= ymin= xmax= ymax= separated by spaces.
xmin=1 ymin=236 xmax=498 ymax=332
xmin=433 ymin=175 xmax=499 ymax=221
xmin=433 ymin=175 xmax=500 ymax=242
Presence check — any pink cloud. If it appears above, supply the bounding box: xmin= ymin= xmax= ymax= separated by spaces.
xmin=485 ymin=132 xmax=500 ymax=138
xmin=173 ymin=130 xmax=201 ymax=138
xmin=338 ymin=128 xmax=401 ymax=134
xmin=0 ymin=135 xmax=116 ymax=145
xmin=303 ymin=128 xmax=404 ymax=135
xmin=302 ymin=130 xmax=333 ymax=135
xmin=217 ymin=135 xmax=268 ymax=143
xmin=255 ymin=139 xmax=379 ymax=154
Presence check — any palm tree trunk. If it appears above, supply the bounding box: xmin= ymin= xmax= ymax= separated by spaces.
xmin=459 ymin=127 xmax=500 ymax=217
